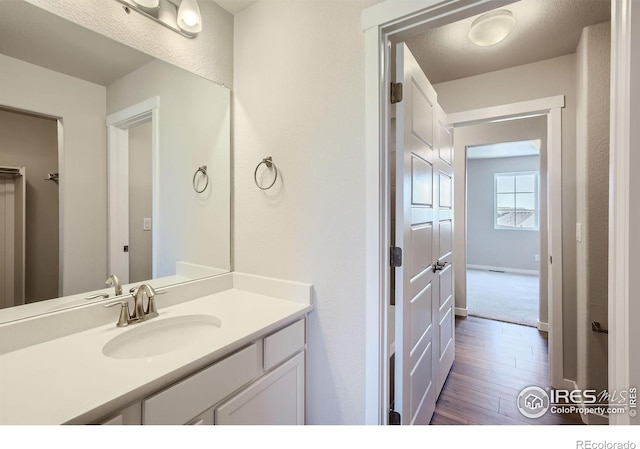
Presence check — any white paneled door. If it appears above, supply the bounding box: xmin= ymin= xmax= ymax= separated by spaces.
xmin=394 ymin=44 xmax=454 ymax=425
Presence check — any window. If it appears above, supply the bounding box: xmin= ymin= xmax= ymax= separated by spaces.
xmin=495 ymin=172 xmax=539 ymax=229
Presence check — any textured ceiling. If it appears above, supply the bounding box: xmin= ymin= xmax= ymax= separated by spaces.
xmin=0 ymin=1 xmax=153 ymax=86
xmin=406 ymin=0 xmax=611 ymax=84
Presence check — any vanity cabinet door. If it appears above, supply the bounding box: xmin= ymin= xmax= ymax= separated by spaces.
xmin=215 ymin=351 xmax=305 ymax=425
xmin=99 ymin=402 xmax=142 ymax=425
xmin=186 ymin=408 xmax=214 ymax=425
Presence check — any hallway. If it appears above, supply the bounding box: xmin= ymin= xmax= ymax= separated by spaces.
xmin=430 ymin=316 xmax=583 ymax=425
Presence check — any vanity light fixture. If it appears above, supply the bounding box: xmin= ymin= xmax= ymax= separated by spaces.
xmin=177 ymin=0 xmax=203 ymax=36
xmin=117 ymin=0 xmax=202 ymax=39
xmin=468 ymin=10 xmax=516 ymax=47
xmin=132 ymin=0 xmax=160 ymax=9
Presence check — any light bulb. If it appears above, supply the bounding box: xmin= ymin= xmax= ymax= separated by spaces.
xmin=182 ymin=11 xmax=198 ymax=27
xmin=177 ymin=0 xmax=202 ymax=35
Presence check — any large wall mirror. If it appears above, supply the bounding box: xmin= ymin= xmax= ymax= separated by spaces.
xmin=0 ymin=1 xmax=231 ymax=324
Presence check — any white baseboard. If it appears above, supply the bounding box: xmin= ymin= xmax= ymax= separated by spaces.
xmin=562 ymin=379 xmax=609 ymax=425
xmin=467 ymin=264 xmax=539 ymax=276
xmin=455 ymin=307 xmax=468 ymax=317
xmin=537 ymin=320 xmax=549 ymax=332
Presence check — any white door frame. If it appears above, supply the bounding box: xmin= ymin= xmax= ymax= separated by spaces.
xmin=448 ymin=96 xmax=565 ymax=390
xmin=106 ymin=97 xmax=160 ymax=281
xmin=363 ymin=0 xmax=633 ymax=425
xmin=608 ymin=0 xmax=635 ymax=426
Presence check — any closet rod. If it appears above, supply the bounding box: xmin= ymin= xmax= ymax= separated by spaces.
xmin=0 ymin=168 xmax=23 ymax=177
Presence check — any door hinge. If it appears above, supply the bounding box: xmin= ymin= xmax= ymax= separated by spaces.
xmin=389 ymin=409 xmax=401 ymax=425
xmin=391 ymin=82 xmax=403 ymax=104
xmin=550 ymin=255 xmax=552 ymax=264
xmin=123 ymin=245 xmax=129 ymax=253
xmin=390 ymin=247 xmax=403 ymax=268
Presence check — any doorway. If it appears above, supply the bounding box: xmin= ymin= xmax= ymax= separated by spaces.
xmin=0 ymin=107 xmax=59 ymax=307
xmin=127 ymin=120 xmax=153 ymax=284
xmin=107 ymin=97 xmax=159 ymax=285
xmin=465 ymin=137 xmax=543 ymax=328
xmin=362 ymin=0 xmax=612 ymax=424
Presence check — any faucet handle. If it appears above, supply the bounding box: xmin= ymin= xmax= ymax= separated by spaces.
xmin=144 ymin=288 xmax=166 ymax=317
xmin=104 ymin=300 xmax=131 ymax=327
xmin=85 ymin=293 xmax=109 ymax=300
xmin=147 ymin=296 xmax=159 ymax=317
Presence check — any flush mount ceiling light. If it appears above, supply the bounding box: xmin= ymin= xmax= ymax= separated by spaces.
xmin=468 ymin=10 xmax=516 ymax=47
xmin=117 ymin=0 xmax=202 ymax=39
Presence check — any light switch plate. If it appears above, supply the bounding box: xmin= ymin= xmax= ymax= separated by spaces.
xmin=143 ymin=217 xmax=152 ymax=231
xmin=576 ymin=223 xmax=582 ymax=242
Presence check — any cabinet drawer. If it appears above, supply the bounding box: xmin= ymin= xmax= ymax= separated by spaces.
xmin=143 ymin=343 xmax=261 ymax=425
xmin=263 ymin=319 xmax=305 ymax=371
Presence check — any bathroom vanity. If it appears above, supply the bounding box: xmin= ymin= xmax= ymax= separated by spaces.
xmin=0 ymin=273 xmax=312 ymax=425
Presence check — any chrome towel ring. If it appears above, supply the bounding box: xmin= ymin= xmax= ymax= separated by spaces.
xmin=254 ymin=157 xmax=278 ymax=190
xmin=193 ymin=165 xmax=209 ymax=193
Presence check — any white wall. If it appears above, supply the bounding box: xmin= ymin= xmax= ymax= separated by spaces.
xmin=234 ymin=0 xmax=377 ymax=424
xmin=107 ymin=59 xmax=231 ymax=277
xmin=0 ymin=54 xmax=107 ymax=296
xmin=467 ymin=155 xmax=540 ymax=272
xmin=575 ymin=22 xmax=610 ymax=400
xmin=435 ymin=54 xmax=578 ymax=380
xmin=23 ymin=0 xmax=234 ymax=88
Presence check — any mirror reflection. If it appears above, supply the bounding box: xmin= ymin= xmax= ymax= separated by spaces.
xmin=0 ymin=1 xmax=231 ymax=323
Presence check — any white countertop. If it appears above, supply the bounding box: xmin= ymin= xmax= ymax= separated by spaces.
xmin=0 ymin=279 xmax=312 ymax=424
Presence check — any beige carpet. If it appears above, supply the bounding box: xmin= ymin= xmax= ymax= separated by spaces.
xmin=466 ymin=268 xmax=539 ymax=327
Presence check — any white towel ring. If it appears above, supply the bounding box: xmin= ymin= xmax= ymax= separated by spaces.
xmin=193 ymin=165 xmax=209 ymax=193
xmin=254 ymin=157 xmax=278 ymax=190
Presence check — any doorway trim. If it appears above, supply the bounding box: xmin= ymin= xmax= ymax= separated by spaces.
xmin=106 ymin=97 xmax=160 ymax=282
xmin=448 ymin=95 xmax=565 ymax=390
xmin=608 ymin=0 xmax=634 ymax=426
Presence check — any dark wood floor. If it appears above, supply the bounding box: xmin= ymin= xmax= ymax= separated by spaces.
xmin=430 ymin=315 xmax=583 ymax=425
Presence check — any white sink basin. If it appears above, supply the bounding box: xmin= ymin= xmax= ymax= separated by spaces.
xmin=102 ymin=314 xmax=222 ymax=360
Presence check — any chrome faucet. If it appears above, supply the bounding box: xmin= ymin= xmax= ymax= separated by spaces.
xmin=106 ymin=274 xmax=122 ymax=296
xmin=104 ymin=284 xmax=161 ymax=327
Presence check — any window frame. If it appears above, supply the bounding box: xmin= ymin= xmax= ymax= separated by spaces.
xmin=494 ymin=171 xmax=540 ymax=231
